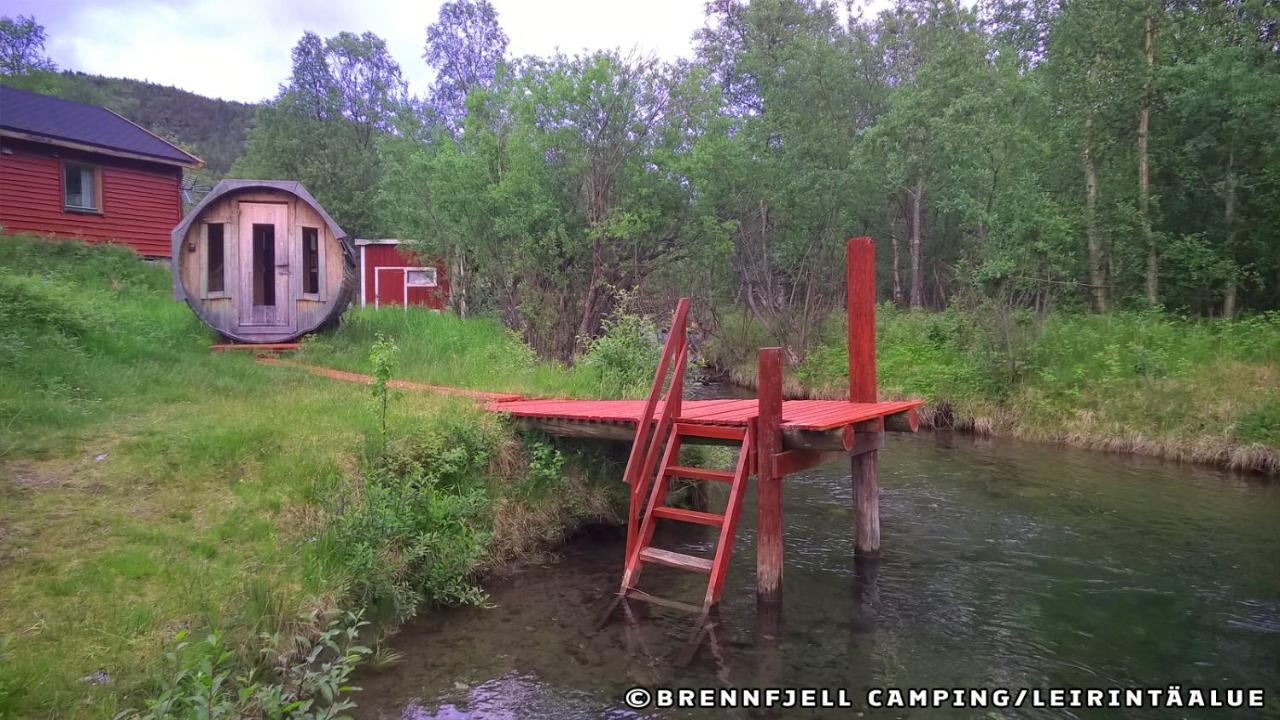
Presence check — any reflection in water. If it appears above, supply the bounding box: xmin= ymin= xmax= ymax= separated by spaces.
xmin=356 ymin=432 xmax=1280 ymax=719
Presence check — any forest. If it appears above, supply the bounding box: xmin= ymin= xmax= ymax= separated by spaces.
xmin=223 ymin=0 xmax=1280 ymax=364
xmin=4 ymin=2 xmax=1279 ymax=363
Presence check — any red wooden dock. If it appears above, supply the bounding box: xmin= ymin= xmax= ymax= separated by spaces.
xmin=245 ymin=236 xmax=914 ymax=616
xmin=489 ymin=397 xmax=921 ymax=431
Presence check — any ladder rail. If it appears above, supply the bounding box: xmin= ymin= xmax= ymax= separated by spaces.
xmin=621 ymin=299 xmax=689 ymax=489
xmin=622 ymin=297 xmax=691 ymax=561
xmin=705 ymin=420 xmax=755 ymax=607
xmin=622 ymin=425 xmax=683 ymax=590
xmin=624 ymin=342 xmax=688 ymax=564
xmin=621 ymin=417 xmax=755 ymax=612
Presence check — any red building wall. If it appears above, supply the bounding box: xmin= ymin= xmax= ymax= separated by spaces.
xmin=0 ymin=138 xmax=183 ymax=257
xmin=361 ymin=242 xmax=450 ymax=310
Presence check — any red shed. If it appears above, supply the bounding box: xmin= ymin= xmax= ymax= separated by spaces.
xmin=356 ymin=239 xmax=450 ymax=310
xmin=0 ymin=85 xmax=202 ymax=257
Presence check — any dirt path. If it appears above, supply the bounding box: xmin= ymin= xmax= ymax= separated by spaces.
xmin=256 ymin=357 xmax=525 ymax=402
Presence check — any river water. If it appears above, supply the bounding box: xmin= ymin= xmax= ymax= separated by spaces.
xmin=356 ymin=420 xmax=1280 ymax=718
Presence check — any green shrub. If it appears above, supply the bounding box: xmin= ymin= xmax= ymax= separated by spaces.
xmin=312 ymin=414 xmax=501 ymax=621
xmin=702 ymin=309 xmax=774 ymax=374
xmin=122 ymin=614 xmax=369 ymax=720
xmin=522 ymin=438 xmax=566 ymax=498
xmin=578 ymin=308 xmax=664 ymax=397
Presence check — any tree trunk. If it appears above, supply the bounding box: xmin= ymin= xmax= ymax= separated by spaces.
xmin=1083 ymin=114 xmax=1107 ymax=312
xmin=889 ymin=200 xmax=903 ymax=306
xmin=910 ymin=176 xmax=924 ymax=310
xmin=576 ymin=242 xmax=603 ymax=354
xmin=1223 ymin=148 xmax=1238 ymax=319
xmin=1140 ymin=8 xmax=1158 ymax=304
xmin=452 ymin=247 xmax=469 ymax=319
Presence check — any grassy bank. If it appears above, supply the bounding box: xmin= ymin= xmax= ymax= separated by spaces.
xmin=0 ymin=237 xmax=626 ymax=718
xmin=297 ymin=304 xmax=660 ymax=400
xmin=712 ymin=305 xmax=1280 ymax=474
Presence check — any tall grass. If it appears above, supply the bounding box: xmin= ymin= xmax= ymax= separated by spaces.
xmin=718 ymin=304 xmax=1280 ymax=471
xmin=0 ymin=239 xmax=281 ymax=459
xmin=300 ymin=306 xmax=658 ymax=400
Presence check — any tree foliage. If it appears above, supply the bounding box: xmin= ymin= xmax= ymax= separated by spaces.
xmin=234 ymin=30 xmax=411 ymax=237
xmin=0 ymin=15 xmax=55 ymax=75
xmin=424 ymin=0 xmax=509 ymax=131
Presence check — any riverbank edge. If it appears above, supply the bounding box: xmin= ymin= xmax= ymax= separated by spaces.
xmin=719 ymin=364 xmax=1280 ymax=476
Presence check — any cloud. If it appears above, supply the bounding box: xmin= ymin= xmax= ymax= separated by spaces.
xmin=6 ymin=0 xmax=710 ymax=103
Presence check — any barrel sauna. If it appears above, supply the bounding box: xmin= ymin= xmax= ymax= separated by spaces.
xmin=171 ymin=180 xmax=356 ymax=343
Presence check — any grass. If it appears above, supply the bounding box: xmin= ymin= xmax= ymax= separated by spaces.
xmin=298 ymin=305 xmax=658 ymax=400
xmin=0 ymin=236 xmax=623 ymax=718
xmin=777 ymin=305 xmax=1280 ymax=473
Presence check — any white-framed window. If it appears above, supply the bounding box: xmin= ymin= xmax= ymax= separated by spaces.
xmin=62 ymin=160 xmax=100 ymax=212
xmin=405 ymin=267 xmax=437 ymax=288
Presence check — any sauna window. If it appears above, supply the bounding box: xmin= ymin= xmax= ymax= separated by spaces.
xmin=302 ymin=227 xmax=320 ymax=295
xmin=62 ymin=161 xmax=100 ymax=211
xmin=405 ymin=267 xmax=437 ymax=287
xmin=206 ymin=223 xmax=225 ymax=294
xmin=252 ymin=223 xmax=275 ymax=306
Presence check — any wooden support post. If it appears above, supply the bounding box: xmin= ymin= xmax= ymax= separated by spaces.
xmin=756 ymin=347 xmax=784 ymax=604
xmin=847 ymin=237 xmax=881 ymax=558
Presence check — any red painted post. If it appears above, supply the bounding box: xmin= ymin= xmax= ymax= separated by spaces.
xmin=846 ymin=237 xmax=881 ymax=557
xmin=847 ymin=237 xmax=877 ymax=404
xmin=756 ymin=347 xmax=784 ymax=604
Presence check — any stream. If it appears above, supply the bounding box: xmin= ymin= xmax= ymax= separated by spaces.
xmin=355 ymin=402 xmax=1280 ymax=718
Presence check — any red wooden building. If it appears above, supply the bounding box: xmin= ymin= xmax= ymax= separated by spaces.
xmin=0 ymin=85 xmax=202 ymax=257
xmin=356 ymin=239 xmax=450 ymax=310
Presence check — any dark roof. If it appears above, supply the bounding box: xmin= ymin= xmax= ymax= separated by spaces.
xmin=0 ymin=84 xmax=201 ymax=166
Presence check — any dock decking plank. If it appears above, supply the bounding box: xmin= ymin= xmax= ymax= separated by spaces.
xmin=489 ymin=397 xmax=923 ymax=431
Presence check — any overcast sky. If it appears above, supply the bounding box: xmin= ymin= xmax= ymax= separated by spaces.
xmin=10 ymin=2 xmax=898 ymax=104
xmin=6 ymin=1 xmax=723 ymax=103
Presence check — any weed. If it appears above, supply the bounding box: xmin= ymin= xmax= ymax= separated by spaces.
xmin=368 ymin=334 xmax=400 ymax=454
xmin=119 ymin=612 xmax=370 ymax=720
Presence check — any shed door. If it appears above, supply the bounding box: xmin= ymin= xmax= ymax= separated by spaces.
xmin=237 ymin=203 xmax=292 ymax=330
xmin=376 ymin=267 xmax=406 ymax=308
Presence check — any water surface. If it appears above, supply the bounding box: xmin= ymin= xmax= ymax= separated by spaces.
xmin=357 ymin=429 xmax=1280 ymax=718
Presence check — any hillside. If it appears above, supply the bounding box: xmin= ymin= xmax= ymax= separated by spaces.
xmin=2 ymin=70 xmax=257 ymax=176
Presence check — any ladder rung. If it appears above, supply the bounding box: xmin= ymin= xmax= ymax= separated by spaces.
xmin=674 ymin=423 xmax=746 ymax=441
xmin=624 ymin=588 xmax=703 ymax=614
xmin=652 ymin=506 xmax=725 ymax=527
xmin=665 ymin=465 xmax=734 ymax=482
xmin=638 ymin=547 xmax=713 ymax=573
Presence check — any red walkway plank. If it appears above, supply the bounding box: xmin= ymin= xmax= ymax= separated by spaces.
xmin=488 ymin=397 xmax=924 ymax=431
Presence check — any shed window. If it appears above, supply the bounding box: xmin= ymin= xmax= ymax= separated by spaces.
xmin=63 ymin=162 xmax=99 ymax=211
xmin=206 ymin=223 xmax=225 ymax=293
xmin=406 ymin=268 xmax=437 ymax=287
xmin=302 ymin=227 xmax=320 ymax=295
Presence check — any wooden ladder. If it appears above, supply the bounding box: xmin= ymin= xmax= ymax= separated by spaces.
xmin=621 ymin=421 xmax=754 ymax=611
xmin=618 ymin=297 xmax=753 ymax=612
